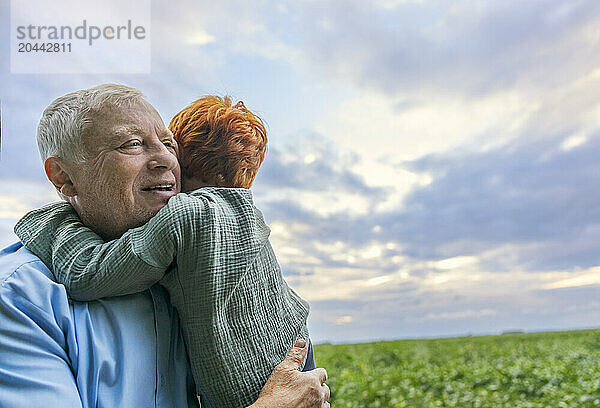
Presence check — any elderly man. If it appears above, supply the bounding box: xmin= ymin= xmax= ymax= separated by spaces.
xmin=0 ymin=84 xmax=330 ymax=407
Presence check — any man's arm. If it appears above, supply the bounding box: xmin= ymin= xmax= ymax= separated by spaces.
xmin=0 ymin=266 xmax=83 ymax=407
xmin=251 ymin=339 xmax=331 ymax=408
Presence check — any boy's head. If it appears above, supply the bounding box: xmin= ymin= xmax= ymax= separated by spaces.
xmin=169 ymin=96 xmax=267 ymax=191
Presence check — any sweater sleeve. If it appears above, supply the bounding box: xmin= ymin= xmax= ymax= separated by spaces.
xmin=13 ymin=196 xmax=198 ymax=301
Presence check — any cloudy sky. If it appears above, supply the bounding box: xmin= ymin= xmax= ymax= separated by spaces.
xmin=1 ymin=0 xmax=600 ymax=343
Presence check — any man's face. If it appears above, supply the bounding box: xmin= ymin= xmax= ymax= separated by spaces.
xmin=69 ymin=100 xmax=181 ymax=239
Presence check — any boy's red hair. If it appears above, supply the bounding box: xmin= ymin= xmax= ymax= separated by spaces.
xmin=169 ymin=96 xmax=267 ymax=189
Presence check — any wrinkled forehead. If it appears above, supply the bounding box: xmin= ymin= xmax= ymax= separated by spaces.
xmin=83 ymin=99 xmax=168 ymax=150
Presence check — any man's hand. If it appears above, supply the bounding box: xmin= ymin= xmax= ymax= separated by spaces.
xmin=250 ymin=339 xmax=331 ymax=408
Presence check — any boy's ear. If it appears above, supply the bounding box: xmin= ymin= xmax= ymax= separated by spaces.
xmin=44 ymin=157 xmax=78 ymax=197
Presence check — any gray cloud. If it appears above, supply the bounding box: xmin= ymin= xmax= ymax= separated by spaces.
xmin=252 ymin=124 xmax=600 ymax=275
xmin=255 ymin=132 xmax=382 ymax=196
xmin=391 ymin=132 xmax=600 ymax=270
xmin=310 ymin=282 xmax=600 ymax=343
xmin=291 ymin=0 xmax=600 ymax=95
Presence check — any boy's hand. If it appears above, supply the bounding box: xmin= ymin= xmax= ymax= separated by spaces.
xmin=250 ymin=339 xmax=330 ymax=408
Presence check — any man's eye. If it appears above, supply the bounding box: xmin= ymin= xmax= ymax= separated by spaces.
xmin=121 ymin=140 xmax=142 ymax=148
xmin=163 ymin=140 xmax=176 ymax=149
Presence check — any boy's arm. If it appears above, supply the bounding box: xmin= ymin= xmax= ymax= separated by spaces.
xmin=14 ymin=201 xmax=180 ymax=301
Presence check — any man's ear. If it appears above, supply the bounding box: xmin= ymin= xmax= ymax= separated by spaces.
xmin=44 ymin=157 xmax=78 ymax=197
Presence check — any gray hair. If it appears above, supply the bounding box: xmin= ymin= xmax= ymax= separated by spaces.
xmin=37 ymin=84 xmax=144 ymax=163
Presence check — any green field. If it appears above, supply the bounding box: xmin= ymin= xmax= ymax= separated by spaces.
xmin=313 ymin=329 xmax=600 ymax=407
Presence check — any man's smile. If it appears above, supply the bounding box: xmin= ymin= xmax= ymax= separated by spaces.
xmin=141 ymin=183 xmax=175 ymax=191
xmin=141 ymin=182 xmax=177 ymax=200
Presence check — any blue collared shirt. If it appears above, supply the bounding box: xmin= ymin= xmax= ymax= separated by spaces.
xmin=0 ymin=242 xmax=198 ymax=408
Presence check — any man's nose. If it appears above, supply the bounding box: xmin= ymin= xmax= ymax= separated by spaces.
xmin=147 ymin=142 xmax=178 ymax=171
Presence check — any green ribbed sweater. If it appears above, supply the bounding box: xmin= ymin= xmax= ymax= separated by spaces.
xmin=14 ymin=187 xmax=310 ymax=408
